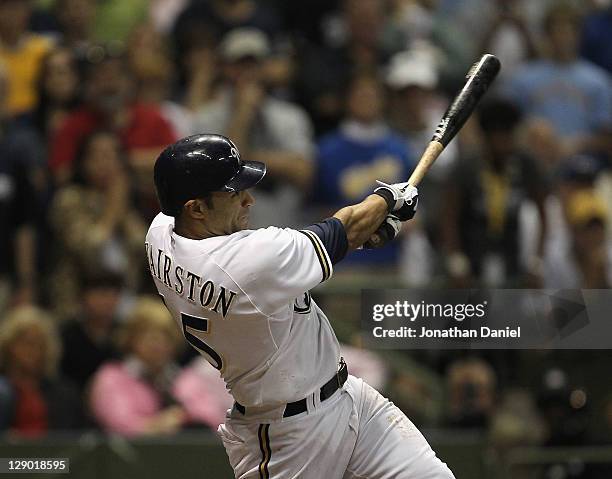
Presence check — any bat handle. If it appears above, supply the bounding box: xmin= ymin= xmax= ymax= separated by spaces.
xmin=364 ymin=141 xmax=443 ymax=248
xmin=407 ymin=141 xmax=444 ymax=187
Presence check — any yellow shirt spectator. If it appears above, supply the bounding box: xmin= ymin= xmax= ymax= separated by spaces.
xmin=0 ymin=34 xmax=52 ymax=115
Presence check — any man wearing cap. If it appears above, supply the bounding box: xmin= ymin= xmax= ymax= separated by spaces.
xmin=386 ymin=48 xmax=458 ymax=184
xmin=192 ymin=27 xmax=314 ymax=229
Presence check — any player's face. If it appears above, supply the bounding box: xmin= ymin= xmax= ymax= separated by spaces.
xmin=209 ymin=189 xmax=255 ymax=234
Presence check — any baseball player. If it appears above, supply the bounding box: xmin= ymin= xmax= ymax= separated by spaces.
xmin=146 ymin=134 xmax=455 ymax=479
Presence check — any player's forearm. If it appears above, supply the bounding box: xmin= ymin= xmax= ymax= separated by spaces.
xmin=333 ymin=195 xmax=388 ymax=251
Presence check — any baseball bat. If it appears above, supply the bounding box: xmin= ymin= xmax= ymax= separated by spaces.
xmin=409 ymin=53 xmax=501 ymax=187
xmin=366 ymin=54 xmax=501 ymax=248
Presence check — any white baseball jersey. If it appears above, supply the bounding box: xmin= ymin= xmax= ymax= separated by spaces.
xmin=145 ymin=213 xmax=340 ymax=408
xmin=146 ymin=213 xmax=456 ymax=479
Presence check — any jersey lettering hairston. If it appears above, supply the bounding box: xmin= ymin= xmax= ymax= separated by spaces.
xmin=145 ymin=241 xmax=238 ymax=318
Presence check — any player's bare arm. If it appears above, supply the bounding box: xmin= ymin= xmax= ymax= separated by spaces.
xmin=333 ymin=181 xmax=419 ymax=252
xmin=333 ymin=195 xmax=389 ymax=251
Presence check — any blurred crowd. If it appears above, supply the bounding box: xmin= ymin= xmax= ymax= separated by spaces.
xmin=0 ymin=0 xmax=611 ymax=475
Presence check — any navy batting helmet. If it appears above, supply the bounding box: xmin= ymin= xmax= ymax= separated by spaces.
xmin=154 ymin=134 xmax=266 ymax=216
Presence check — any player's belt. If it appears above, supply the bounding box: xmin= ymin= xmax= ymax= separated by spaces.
xmin=235 ymin=358 xmax=348 ymax=418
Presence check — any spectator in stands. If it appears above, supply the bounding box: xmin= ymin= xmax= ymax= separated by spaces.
xmin=32 ymin=47 xmax=81 ymax=143
xmin=445 ymin=357 xmax=497 ymax=429
xmin=580 ymin=3 xmax=612 ymax=75
xmin=193 ymin=27 xmax=315 ymax=228
xmin=296 ymin=0 xmax=399 ymax=134
xmin=171 ymin=16 xmax=220 ymax=114
xmin=48 ymin=130 xmax=146 ymax=318
xmin=54 ymin=0 xmax=96 ymax=57
xmin=126 ymin=23 xmax=193 ymax=138
xmin=90 ymin=297 xmax=222 ymax=436
xmin=172 ymin=0 xmax=283 ymax=46
xmin=173 ymin=357 xmax=234 ymax=430
xmin=386 ymin=46 xmax=458 ymax=180
xmin=387 ymin=0 xmax=475 ymax=91
xmin=0 ymin=0 xmax=53 ymax=117
xmin=48 ymin=47 xmax=177 ymax=193
xmin=314 ymin=71 xmax=413 ymax=268
xmin=0 ymin=306 xmax=83 ymax=436
xmin=489 ymin=388 xmax=546 ymax=451
xmin=544 ymin=189 xmax=612 ymax=289
xmin=0 ymin=61 xmax=41 ymax=311
xmin=60 ymin=271 xmax=121 ymax=394
xmin=476 ymin=0 xmax=537 ymax=79
xmin=441 ymin=98 xmax=548 ymax=287
xmin=504 ymin=3 xmax=612 ymax=159
xmin=172 ymin=1 xmax=293 ymax=103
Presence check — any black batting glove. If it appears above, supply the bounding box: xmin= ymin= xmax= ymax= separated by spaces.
xmin=373 ymin=181 xmax=419 ymax=221
xmin=363 ymin=214 xmax=402 ymax=249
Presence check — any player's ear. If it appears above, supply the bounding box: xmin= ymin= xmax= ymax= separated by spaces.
xmin=183 ymin=199 xmax=209 ymax=219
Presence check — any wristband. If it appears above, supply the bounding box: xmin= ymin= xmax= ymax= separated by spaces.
xmin=374 ymin=190 xmax=394 ymax=213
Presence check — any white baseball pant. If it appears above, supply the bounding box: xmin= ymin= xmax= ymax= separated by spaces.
xmin=218 ymin=375 xmax=456 ymax=479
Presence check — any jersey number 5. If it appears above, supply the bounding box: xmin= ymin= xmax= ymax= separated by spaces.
xmin=181 ymin=313 xmax=223 ymax=370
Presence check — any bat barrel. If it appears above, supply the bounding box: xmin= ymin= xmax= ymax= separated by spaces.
xmin=432 ymin=54 xmax=501 ymax=148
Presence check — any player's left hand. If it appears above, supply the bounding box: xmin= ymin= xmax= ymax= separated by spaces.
xmin=373 ymin=181 xmax=418 ymax=221
xmin=363 ymin=214 xmax=401 ymax=249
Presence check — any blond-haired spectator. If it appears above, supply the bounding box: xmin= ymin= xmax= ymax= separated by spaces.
xmin=0 ymin=306 xmax=83 ymax=436
xmin=89 ymin=296 xmax=184 ymax=436
xmin=89 ymin=296 xmax=230 ymax=436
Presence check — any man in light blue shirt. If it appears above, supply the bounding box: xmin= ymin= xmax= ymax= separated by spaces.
xmin=504 ymin=3 xmax=611 ymax=152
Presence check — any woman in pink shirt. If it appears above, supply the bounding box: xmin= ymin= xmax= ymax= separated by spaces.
xmin=89 ymin=296 xmax=231 ymax=436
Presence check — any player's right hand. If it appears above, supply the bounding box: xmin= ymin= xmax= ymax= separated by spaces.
xmin=373 ymin=181 xmax=418 ymax=221
xmin=363 ymin=214 xmax=401 ymax=249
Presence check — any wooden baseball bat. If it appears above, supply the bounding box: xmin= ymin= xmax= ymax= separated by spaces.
xmin=410 ymin=53 xmax=501 ymax=186
xmin=366 ymin=54 xmax=501 ymax=247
